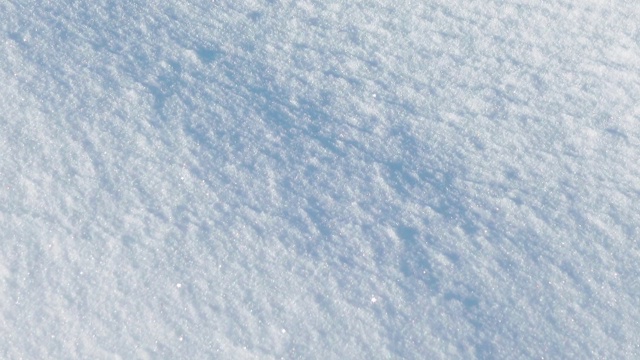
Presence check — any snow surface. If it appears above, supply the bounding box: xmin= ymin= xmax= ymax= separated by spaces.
xmin=2 ymin=0 xmax=640 ymax=358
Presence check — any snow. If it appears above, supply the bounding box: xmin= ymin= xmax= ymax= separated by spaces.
xmin=2 ymin=0 xmax=640 ymax=358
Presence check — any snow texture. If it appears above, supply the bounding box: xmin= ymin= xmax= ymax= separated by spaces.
xmin=1 ymin=0 xmax=640 ymax=359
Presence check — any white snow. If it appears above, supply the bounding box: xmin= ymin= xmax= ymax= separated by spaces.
xmin=2 ymin=0 xmax=640 ymax=358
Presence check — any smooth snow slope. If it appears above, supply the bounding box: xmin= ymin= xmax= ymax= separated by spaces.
xmin=2 ymin=0 xmax=640 ymax=358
